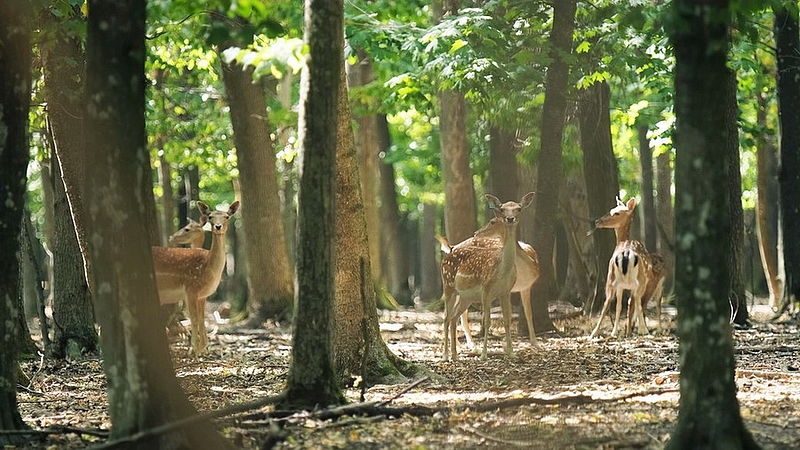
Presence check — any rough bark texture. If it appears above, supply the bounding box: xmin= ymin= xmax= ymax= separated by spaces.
xmin=51 ymin=158 xmax=98 ymax=359
xmin=281 ymin=0 xmax=346 ymax=409
xmin=755 ymin=92 xmax=783 ymax=308
xmin=488 ymin=126 xmax=519 ymax=210
xmin=775 ymin=6 xmax=800 ymax=312
xmin=333 ymin=64 xmax=421 ymax=386
xmin=529 ymin=0 xmax=576 ymax=332
xmin=85 ymin=2 xmax=229 ymax=447
xmin=0 ymin=2 xmax=32 ymax=438
xmin=638 ymin=125 xmax=657 ymax=252
xmin=159 ymin=152 xmax=176 ymax=243
xmin=220 ymin=60 xmax=294 ymax=320
xmin=418 ymin=203 xmax=442 ymax=303
xmin=578 ymin=81 xmax=619 ymax=314
xmin=667 ymin=1 xmax=758 ymax=447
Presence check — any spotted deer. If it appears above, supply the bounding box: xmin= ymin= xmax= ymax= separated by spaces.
xmin=151 ymin=201 xmax=239 ymax=354
xmin=168 ymin=216 xmax=208 ymax=248
xmin=589 ymin=197 xmax=665 ymax=338
xmin=440 ymin=192 xmax=534 ymax=360
xmin=436 ymin=216 xmax=540 ymax=350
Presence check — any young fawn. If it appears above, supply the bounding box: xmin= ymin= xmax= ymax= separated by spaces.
xmin=590 ymin=197 xmax=665 ymax=338
xmin=151 ymin=201 xmax=239 ymax=354
xmin=440 ymin=193 xmax=534 ymax=360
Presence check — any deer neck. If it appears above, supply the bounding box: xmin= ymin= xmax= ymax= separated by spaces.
xmin=498 ymin=222 xmax=518 ymax=275
xmin=205 ymin=231 xmax=227 ymax=279
xmin=614 ymin=219 xmax=632 ymax=244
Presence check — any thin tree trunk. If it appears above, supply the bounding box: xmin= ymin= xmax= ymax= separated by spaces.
xmin=755 ymin=91 xmax=783 ymax=308
xmin=418 ymin=203 xmax=442 ymax=303
xmin=656 ymin=150 xmax=675 ymax=295
xmin=488 ymin=126 xmax=519 ymax=207
xmin=529 ymin=0 xmax=577 ymax=333
xmin=725 ymin=70 xmax=748 ymax=325
xmin=775 ymin=6 xmax=800 ymax=313
xmin=578 ymin=81 xmax=619 ymax=314
xmin=639 ymin=125 xmax=657 ymax=252
xmin=159 ymin=152 xmax=175 ymax=243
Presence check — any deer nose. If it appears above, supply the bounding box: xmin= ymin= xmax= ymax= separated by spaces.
xmin=505 ymin=217 xmax=517 ymax=223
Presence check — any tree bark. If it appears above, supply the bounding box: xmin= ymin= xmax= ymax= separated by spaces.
xmin=638 ymin=125 xmax=657 ymax=252
xmin=656 ymin=150 xmax=675 ymax=295
xmin=488 ymin=126 xmax=519 ymax=209
xmin=0 ymin=0 xmax=34 ymax=442
xmin=755 ymin=91 xmax=783 ymax=308
xmin=85 ymin=2 xmax=230 ymax=446
xmin=667 ymin=0 xmax=758 ymax=447
xmin=281 ymin=0 xmax=346 ymax=409
xmin=578 ymin=81 xmax=619 ymax=314
xmin=418 ymin=203 xmax=442 ymax=303
xmin=529 ymin=0 xmax=576 ymax=332
xmin=333 ymin=64 xmax=421 ymax=386
xmin=220 ymin=60 xmax=294 ymax=321
xmin=775 ymin=6 xmax=800 ymax=313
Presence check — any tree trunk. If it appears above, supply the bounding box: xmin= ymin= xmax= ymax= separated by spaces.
xmin=724 ymin=71 xmax=748 ymax=326
xmin=529 ymin=0 xmax=576 ymax=332
xmin=638 ymin=125 xmax=658 ymax=252
xmin=578 ymin=81 xmax=620 ymax=314
xmin=667 ymin=1 xmax=758 ymax=447
xmin=488 ymin=126 xmax=519 ymax=209
xmin=775 ymin=6 xmax=800 ymax=313
xmin=220 ymin=60 xmax=294 ymax=321
xmin=85 ymin=2 xmax=230 ymax=447
xmin=51 ymin=157 xmax=98 ymax=359
xmin=418 ymin=203 xmax=442 ymax=303
xmin=377 ymin=114 xmax=412 ymax=303
xmin=656 ymin=150 xmax=675 ymax=295
xmin=0 ymin=1 xmax=34 ymax=441
xmin=333 ymin=64 xmax=421 ymax=386
xmin=755 ymin=91 xmax=783 ymax=308
xmin=281 ymin=0 xmax=346 ymax=409
xmin=159 ymin=152 xmax=176 ymax=243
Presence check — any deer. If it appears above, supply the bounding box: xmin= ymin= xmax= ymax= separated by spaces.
xmin=151 ymin=201 xmax=239 ymax=355
xmin=440 ymin=192 xmax=534 ymax=360
xmin=436 ymin=216 xmax=540 ymax=350
xmin=168 ymin=216 xmax=208 ymax=248
xmin=588 ymin=197 xmax=666 ymax=338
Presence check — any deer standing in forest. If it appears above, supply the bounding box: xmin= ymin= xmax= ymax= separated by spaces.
xmin=151 ymin=201 xmax=239 ymax=355
xmin=440 ymin=193 xmax=534 ymax=360
xmin=168 ymin=216 xmax=208 ymax=249
xmin=589 ymin=197 xmax=665 ymax=338
xmin=436 ymin=215 xmax=540 ymax=350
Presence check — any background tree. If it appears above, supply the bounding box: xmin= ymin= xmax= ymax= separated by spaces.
xmin=280 ymin=0 xmax=346 ymax=409
xmin=667 ymin=0 xmax=758 ymax=447
xmin=775 ymin=4 xmax=800 ymax=316
xmin=529 ymin=0 xmax=577 ymax=332
xmin=84 ymin=0 xmax=230 ymax=446
xmin=0 ymin=0 xmax=33 ymax=442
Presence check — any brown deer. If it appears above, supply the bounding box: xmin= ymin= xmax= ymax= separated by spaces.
xmin=440 ymin=192 xmax=534 ymax=360
xmin=168 ymin=216 xmax=207 ymax=248
xmin=436 ymin=216 xmax=540 ymax=349
xmin=589 ymin=197 xmax=665 ymax=338
xmin=151 ymin=201 xmax=239 ymax=354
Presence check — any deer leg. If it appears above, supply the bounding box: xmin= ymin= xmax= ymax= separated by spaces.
xmin=196 ymin=296 xmax=208 ymax=353
xmin=460 ymin=310 xmax=475 ymax=349
xmin=442 ymin=292 xmax=454 ymax=360
xmin=611 ymin=287 xmax=624 ymax=338
xmin=590 ymin=288 xmax=615 ymax=338
xmin=520 ymin=289 xmax=537 ymax=347
xmin=187 ymin=295 xmax=201 ymax=355
xmin=480 ymin=293 xmax=492 ymax=359
xmin=500 ymin=293 xmax=513 ymax=356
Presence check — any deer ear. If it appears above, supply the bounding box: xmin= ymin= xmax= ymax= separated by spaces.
xmin=627 ymin=198 xmax=637 ymax=210
xmin=485 ymin=194 xmax=501 ymax=210
xmin=520 ymin=192 xmax=535 ymax=208
xmin=197 ymin=201 xmax=210 ymax=215
xmin=228 ymin=201 xmax=240 ymax=215
xmin=198 ymin=215 xmax=208 ymax=226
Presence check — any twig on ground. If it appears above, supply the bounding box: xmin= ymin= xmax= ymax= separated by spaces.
xmin=375 ymin=377 xmax=430 ymax=407
xmin=457 ymin=424 xmax=529 ymax=447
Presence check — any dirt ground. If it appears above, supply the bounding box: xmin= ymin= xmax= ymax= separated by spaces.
xmin=15 ymin=300 xmax=800 ymax=449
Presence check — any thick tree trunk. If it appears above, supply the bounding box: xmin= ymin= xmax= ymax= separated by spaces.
xmin=85 ymin=2 xmax=230 ymax=446
xmin=578 ymin=81 xmax=619 ymax=314
xmin=668 ymin=1 xmax=758 ymax=447
xmin=775 ymin=6 xmax=800 ymax=313
xmin=639 ymin=125 xmax=658 ymax=252
xmin=529 ymin=0 xmax=576 ymax=333
xmin=220 ymin=61 xmax=294 ymax=320
xmin=488 ymin=126 xmax=519 ymax=208
xmin=281 ymin=0 xmax=346 ymax=409
xmin=755 ymin=92 xmax=783 ymax=308
xmin=0 ymin=1 xmax=34 ymax=442
xmin=51 ymin=159 xmax=98 ymax=359
xmin=333 ymin=64 xmax=421 ymax=385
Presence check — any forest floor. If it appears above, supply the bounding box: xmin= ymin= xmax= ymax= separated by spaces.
xmin=15 ymin=299 xmax=800 ymax=449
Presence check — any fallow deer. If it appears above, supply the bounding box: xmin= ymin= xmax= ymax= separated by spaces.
xmin=168 ymin=216 xmax=208 ymax=248
xmin=151 ymin=201 xmax=239 ymax=354
xmin=436 ymin=216 xmax=540 ymax=349
xmin=589 ymin=197 xmax=665 ymax=338
xmin=440 ymin=192 xmax=534 ymax=360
